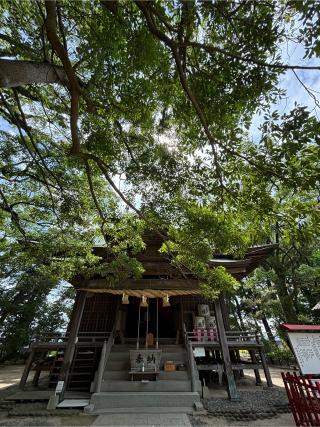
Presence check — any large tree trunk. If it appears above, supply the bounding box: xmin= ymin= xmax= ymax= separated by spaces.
xmin=273 ymin=227 xmax=298 ymax=324
xmin=273 ymin=259 xmax=298 ymax=323
xmin=275 ymin=280 xmax=298 ymax=323
xmin=233 ymin=297 xmax=246 ymax=330
xmin=261 ymin=315 xmax=276 ymax=343
xmin=219 ymin=293 xmax=231 ymax=330
xmin=0 ymin=59 xmax=68 ymax=88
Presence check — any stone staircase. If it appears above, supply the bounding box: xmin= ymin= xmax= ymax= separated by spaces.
xmin=87 ymin=343 xmax=201 ymax=413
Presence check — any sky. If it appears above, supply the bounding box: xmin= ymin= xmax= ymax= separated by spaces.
xmin=249 ymin=40 xmax=320 ymax=142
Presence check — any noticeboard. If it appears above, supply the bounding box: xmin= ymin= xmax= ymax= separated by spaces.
xmin=287 ymin=332 xmax=320 ymax=375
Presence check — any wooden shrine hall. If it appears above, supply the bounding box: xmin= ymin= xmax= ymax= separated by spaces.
xmin=18 ymin=233 xmax=277 ymax=412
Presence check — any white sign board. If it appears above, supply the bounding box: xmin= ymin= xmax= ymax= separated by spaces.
xmin=193 ymin=347 xmax=205 ymax=357
xmin=288 ymin=332 xmax=320 ymax=375
xmin=55 ymin=380 xmax=64 ymax=394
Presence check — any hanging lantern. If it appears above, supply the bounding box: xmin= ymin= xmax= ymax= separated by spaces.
xmin=121 ymin=293 xmax=129 ymax=305
xmin=162 ymin=295 xmax=170 ymax=307
xmin=140 ymin=295 xmax=148 ymax=307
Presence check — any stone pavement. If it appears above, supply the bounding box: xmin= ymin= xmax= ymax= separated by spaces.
xmin=91 ymin=413 xmax=192 ymax=426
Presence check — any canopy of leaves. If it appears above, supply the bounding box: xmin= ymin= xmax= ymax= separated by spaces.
xmin=0 ymin=1 xmax=319 ymax=342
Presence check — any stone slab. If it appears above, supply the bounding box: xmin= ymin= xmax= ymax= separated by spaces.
xmin=90 ymin=391 xmax=200 ymax=411
xmin=5 ymin=390 xmax=53 ymax=400
xmin=57 ymin=398 xmax=90 ymax=408
xmin=91 ymin=413 xmax=191 ymax=426
xmin=88 ymin=407 xmax=194 ymax=414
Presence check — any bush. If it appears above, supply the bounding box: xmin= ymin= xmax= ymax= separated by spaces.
xmin=266 ymin=342 xmax=295 ymax=366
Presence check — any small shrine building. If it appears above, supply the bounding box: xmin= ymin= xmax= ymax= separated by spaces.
xmin=19 ymin=232 xmax=277 ymax=411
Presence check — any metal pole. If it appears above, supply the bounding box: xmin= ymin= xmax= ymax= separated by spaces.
xmin=156 ymin=298 xmax=159 ymax=349
xmin=137 ymin=303 xmax=141 ymax=350
xmin=145 ymin=300 xmax=149 ymax=349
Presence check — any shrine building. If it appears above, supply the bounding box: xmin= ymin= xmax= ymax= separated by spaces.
xmin=18 ymin=232 xmax=276 ymax=412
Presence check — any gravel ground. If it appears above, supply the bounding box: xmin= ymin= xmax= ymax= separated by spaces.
xmin=190 ymin=412 xmax=295 ymax=426
xmin=200 ymin=387 xmax=292 ymax=424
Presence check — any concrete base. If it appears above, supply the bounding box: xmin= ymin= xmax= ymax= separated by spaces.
xmin=46 ymin=395 xmax=59 ymax=410
xmin=193 ymin=401 xmax=206 ymax=415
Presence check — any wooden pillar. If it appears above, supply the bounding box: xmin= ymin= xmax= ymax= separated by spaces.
xmin=249 ymin=350 xmax=262 ymax=385
xmin=180 ymin=297 xmax=185 ymax=331
xmin=177 ymin=296 xmax=184 ymax=345
xmin=219 ymin=294 xmax=230 ymax=330
xmin=259 ymin=347 xmax=273 ymax=387
xmin=19 ymin=348 xmax=35 ymax=389
xmin=58 ymin=290 xmax=87 ymax=398
xmin=214 ymin=299 xmax=239 ymax=400
xmin=220 ymin=294 xmax=245 ymax=379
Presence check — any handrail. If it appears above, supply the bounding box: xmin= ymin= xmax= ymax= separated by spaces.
xmin=95 ymin=330 xmax=115 ymax=392
xmin=94 ymin=301 xmax=120 ymax=393
xmin=183 ymin=322 xmax=197 ymax=392
xmin=188 ymin=342 xmax=197 ymax=392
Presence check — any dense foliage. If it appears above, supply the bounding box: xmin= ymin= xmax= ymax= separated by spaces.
xmin=0 ymin=0 xmax=319 ymax=358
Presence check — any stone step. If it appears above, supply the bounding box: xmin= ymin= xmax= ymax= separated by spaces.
xmin=108 ymin=351 xmax=187 ymax=362
xmin=100 ymin=380 xmax=194 ymax=392
xmin=112 ymin=345 xmax=185 ymax=352
xmin=87 ymin=406 xmax=194 ymax=414
xmin=103 ymin=370 xmax=189 ymax=381
xmin=124 ymin=338 xmax=177 ymax=344
xmin=89 ymin=391 xmax=201 ymax=411
xmin=106 ymin=361 xmax=188 ymax=372
xmin=105 ymin=360 xmax=130 ymax=370
xmin=103 ymin=371 xmax=131 ymax=381
xmin=108 ymin=352 xmax=130 ymax=361
xmin=161 ymin=353 xmax=187 ymax=362
xmin=158 ymin=370 xmax=189 ymax=380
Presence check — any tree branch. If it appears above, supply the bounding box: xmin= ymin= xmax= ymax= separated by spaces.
xmin=136 ymin=0 xmax=299 ymax=184
xmin=182 ymin=41 xmax=320 ymax=71
xmin=45 ymin=0 xmax=81 ymax=155
xmin=84 ymin=159 xmax=108 ymax=238
xmin=0 ymin=59 xmax=69 ymax=88
xmin=0 ymin=188 xmax=26 ymax=238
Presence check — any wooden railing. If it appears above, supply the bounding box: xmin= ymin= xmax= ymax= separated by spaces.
xmin=225 ymin=331 xmax=261 ymax=343
xmin=186 ymin=329 xmax=260 ymax=344
xmin=30 ymin=331 xmax=112 ymax=345
xmin=184 ymin=328 xmax=273 ymax=388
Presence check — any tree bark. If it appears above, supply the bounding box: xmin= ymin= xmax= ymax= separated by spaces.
xmin=274 ymin=265 xmax=298 ymax=323
xmin=0 ymin=59 xmax=68 ymax=88
xmin=261 ymin=315 xmax=276 ymax=343
xmin=219 ymin=293 xmax=231 ymax=330
xmin=233 ymin=297 xmax=246 ymax=330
